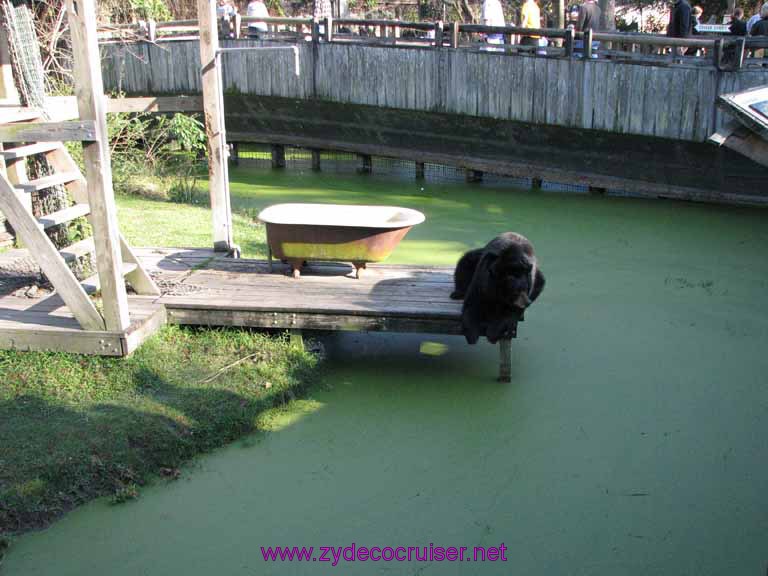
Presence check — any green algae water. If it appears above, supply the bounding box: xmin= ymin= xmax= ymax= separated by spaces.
xmin=4 ymin=172 xmax=768 ymax=575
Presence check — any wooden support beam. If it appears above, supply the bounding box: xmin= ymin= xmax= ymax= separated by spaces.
xmin=415 ymin=161 xmax=425 ymax=179
xmin=0 ymin=174 xmax=105 ymax=330
xmin=466 ymin=169 xmax=483 ymax=183
xmin=584 ymin=29 xmax=593 ymax=59
xmin=359 ymin=154 xmax=372 ymax=174
xmin=67 ymin=0 xmax=130 ymax=332
xmin=311 ymin=148 xmax=321 ymax=171
xmin=0 ymin=121 xmax=96 ymax=143
xmin=450 ymin=22 xmax=459 ymax=49
xmin=198 ymin=0 xmax=234 ymax=253
xmin=0 ymin=26 xmax=19 ymax=104
xmin=271 ymin=144 xmax=286 ymax=168
xmin=498 ymin=339 xmax=511 ymax=382
xmin=434 ymin=21 xmax=444 ymax=48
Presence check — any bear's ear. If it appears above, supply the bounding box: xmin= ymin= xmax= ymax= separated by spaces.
xmin=481 ymin=251 xmax=499 ymax=278
xmin=529 ymin=268 xmax=546 ymax=302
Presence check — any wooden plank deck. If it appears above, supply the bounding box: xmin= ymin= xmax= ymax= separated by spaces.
xmin=144 ymin=248 xmax=465 ymax=334
xmin=0 ymin=247 xmax=476 ymax=356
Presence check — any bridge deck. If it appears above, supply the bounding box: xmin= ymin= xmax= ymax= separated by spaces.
xmin=0 ymin=248 xmax=484 ymax=356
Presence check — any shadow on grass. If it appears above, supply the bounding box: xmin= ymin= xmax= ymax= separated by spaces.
xmin=0 ymin=328 xmax=318 ymax=538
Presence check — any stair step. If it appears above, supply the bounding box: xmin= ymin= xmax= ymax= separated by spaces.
xmin=60 ymin=237 xmax=95 ymax=263
xmin=1 ymin=142 xmax=61 ymax=160
xmin=0 ymin=107 xmax=42 ymax=124
xmin=13 ymin=171 xmax=81 ymax=193
xmin=37 ymin=203 xmax=90 ymax=229
xmin=81 ymin=263 xmax=139 ymax=293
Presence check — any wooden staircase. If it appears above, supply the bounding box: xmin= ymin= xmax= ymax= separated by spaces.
xmin=0 ymin=105 xmax=160 ymax=332
xmin=0 ymin=0 xmax=164 ymax=353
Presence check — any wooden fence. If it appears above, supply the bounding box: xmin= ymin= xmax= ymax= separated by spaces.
xmin=101 ymin=38 xmax=768 ymax=143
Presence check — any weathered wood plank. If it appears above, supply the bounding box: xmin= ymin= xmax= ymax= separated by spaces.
xmin=68 ymin=0 xmax=130 ymax=332
xmin=0 ymin=121 xmax=97 ymax=142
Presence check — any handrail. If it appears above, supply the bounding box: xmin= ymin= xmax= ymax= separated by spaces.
xmin=96 ymin=17 xmax=768 ymax=70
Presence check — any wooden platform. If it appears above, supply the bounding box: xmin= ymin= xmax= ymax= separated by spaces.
xmin=0 ymin=247 xmax=484 ymax=355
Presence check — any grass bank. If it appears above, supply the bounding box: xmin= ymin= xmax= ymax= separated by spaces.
xmin=0 ymin=324 xmax=319 ymax=544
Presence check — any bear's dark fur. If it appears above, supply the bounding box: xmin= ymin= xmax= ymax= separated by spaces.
xmin=450 ymin=232 xmax=545 ymax=344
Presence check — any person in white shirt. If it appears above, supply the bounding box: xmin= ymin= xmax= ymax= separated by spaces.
xmin=481 ymin=0 xmax=505 ymax=47
xmin=246 ymin=0 xmax=269 ymax=38
xmin=217 ymin=0 xmax=241 ymax=38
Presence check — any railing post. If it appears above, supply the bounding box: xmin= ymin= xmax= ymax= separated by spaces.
xmin=324 ymin=16 xmax=333 ymax=42
xmin=564 ymin=27 xmax=574 ymax=58
xmin=584 ymin=29 xmax=593 ymax=59
xmin=147 ymin=19 xmax=157 ymax=42
xmin=311 ymin=17 xmax=320 ymax=43
xmin=415 ymin=161 xmax=425 ymax=180
xmin=311 ymin=149 xmax=321 ymax=171
xmin=450 ymin=22 xmax=459 ymax=49
xmin=271 ymin=144 xmax=286 ymax=169
xmin=434 ymin=21 xmax=444 ymax=48
xmin=713 ymin=38 xmax=722 ymax=68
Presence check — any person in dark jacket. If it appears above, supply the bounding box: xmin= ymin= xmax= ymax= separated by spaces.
xmin=577 ymin=0 xmax=601 ymax=32
xmin=751 ymin=3 xmax=768 ymax=36
xmin=729 ymin=8 xmax=747 ymax=35
xmin=668 ymin=0 xmax=692 ymax=38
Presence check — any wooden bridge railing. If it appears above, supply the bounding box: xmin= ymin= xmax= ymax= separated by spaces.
xmin=98 ymin=16 xmax=768 ymax=70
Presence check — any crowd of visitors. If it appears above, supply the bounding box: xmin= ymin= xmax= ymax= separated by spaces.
xmin=213 ymin=0 xmax=768 ymax=59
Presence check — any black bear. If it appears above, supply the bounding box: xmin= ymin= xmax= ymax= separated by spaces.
xmin=450 ymin=232 xmax=545 ymax=345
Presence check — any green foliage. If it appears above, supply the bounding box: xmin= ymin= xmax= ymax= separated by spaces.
xmin=107 ymin=111 xmax=206 ymax=197
xmin=99 ymin=0 xmax=172 ymax=23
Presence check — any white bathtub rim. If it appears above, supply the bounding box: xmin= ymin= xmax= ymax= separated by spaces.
xmin=258 ymin=203 xmax=426 ymax=229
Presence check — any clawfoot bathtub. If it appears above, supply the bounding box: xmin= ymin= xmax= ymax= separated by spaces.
xmin=258 ymin=203 xmax=426 ymax=278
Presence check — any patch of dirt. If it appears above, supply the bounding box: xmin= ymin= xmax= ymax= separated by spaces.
xmin=148 ymin=272 xmax=208 ymax=296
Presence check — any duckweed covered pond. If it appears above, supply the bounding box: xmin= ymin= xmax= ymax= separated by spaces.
xmin=4 ymin=170 xmax=768 ymax=575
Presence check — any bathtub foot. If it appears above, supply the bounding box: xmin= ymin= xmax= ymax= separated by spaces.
xmin=288 ymin=259 xmax=303 ymax=279
xmin=353 ymin=262 xmax=367 ymax=279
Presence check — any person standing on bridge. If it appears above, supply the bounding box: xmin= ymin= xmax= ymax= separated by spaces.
xmin=246 ymin=0 xmax=270 ymax=38
xmin=668 ymin=0 xmax=692 ymax=38
xmin=573 ymin=0 xmax=600 ymax=57
xmin=481 ymin=0 xmax=506 ymax=49
xmin=519 ymin=0 xmax=541 ymax=49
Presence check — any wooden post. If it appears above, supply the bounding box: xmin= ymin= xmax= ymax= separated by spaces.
xmin=713 ymin=38 xmax=723 ymax=68
xmin=415 ymin=161 xmax=425 ymax=179
xmin=198 ymin=0 xmax=234 ymax=253
xmin=359 ymin=154 xmax=372 ymax=174
xmin=324 ymin=16 xmax=333 ymax=42
xmin=498 ymin=339 xmax=512 ymax=382
xmin=584 ymin=29 xmax=593 ymax=59
xmin=66 ymin=0 xmax=129 ymax=331
xmin=434 ymin=21 xmax=444 ymax=48
xmin=466 ymin=169 xmax=483 ymax=183
xmin=450 ymin=22 xmax=459 ymax=49
xmin=311 ymin=149 xmax=321 ymax=171
xmin=564 ymin=28 xmax=574 ymax=58
xmin=532 ymin=177 xmax=543 ymax=189
xmin=271 ymin=144 xmax=286 ymax=169
xmin=230 ymin=142 xmax=239 ymax=166
xmin=311 ymin=17 xmax=320 ymax=43
xmin=588 ymin=185 xmax=606 ymax=194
